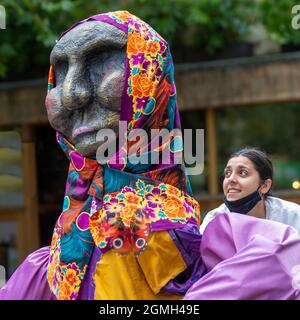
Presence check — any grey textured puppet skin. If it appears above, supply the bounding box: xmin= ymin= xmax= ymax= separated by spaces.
xmin=45 ymin=21 xmax=127 ymax=156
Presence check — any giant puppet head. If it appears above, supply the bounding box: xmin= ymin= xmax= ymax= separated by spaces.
xmin=46 ymin=19 xmax=127 ymax=156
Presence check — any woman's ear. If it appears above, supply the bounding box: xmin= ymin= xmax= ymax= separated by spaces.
xmin=260 ymin=179 xmax=272 ymax=196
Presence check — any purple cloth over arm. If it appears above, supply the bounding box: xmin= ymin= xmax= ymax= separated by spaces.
xmin=184 ymin=212 xmax=300 ymax=300
xmin=0 ymin=247 xmax=52 ymax=300
xmin=162 ymin=224 xmax=207 ymax=294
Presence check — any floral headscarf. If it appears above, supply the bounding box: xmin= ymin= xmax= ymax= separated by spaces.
xmin=47 ymin=11 xmax=200 ymax=300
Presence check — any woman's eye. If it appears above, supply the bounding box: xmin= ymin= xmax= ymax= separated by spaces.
xmin=240 ymin=170 xmax=248 ymax=176
xmin=224 ymin=171 xmax=231 ymax=177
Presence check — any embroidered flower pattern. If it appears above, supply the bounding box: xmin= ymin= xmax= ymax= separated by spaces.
xmin=89 ymin=179 xmax=200 ymax=251
xmin=163 ymin=196 xmax=186 ymax=218
xmin=119 ymin=13 xmax=167 ymax=130
xmin=145 ymin=187 xmax=168 ymax=208
xmin=103 ymin=197 xmax=125 ymax=214
xmin=47 ymin=208 xmax=90 ymax=300
xmin=48 ymin=245 xmax=88 ymax=300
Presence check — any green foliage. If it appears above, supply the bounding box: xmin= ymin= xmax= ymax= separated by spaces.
xmin=259 ymin=0 xmax=300 ymax=45
xmin=1 ymin=0 xmax=298 ymax=80
xmin=0 ymin=0 xmax=117 ymax=79
xmin=177 ymin=0 xmax=257 ymax=53
xmin=127 ymin=0 xmax=257 ymax=53
xmin=0 ymin=0 xmax=258 ymax=80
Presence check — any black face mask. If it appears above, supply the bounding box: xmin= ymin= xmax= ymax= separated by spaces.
xmin=224 ymin=188 xmax=262 ymax=215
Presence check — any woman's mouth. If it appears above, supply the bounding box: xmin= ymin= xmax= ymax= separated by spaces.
xmin=227 ymin=188 xmax=241 ymax=194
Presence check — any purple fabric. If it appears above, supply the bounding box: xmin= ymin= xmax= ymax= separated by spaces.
xmin=88 ymin=14 xmax=128 ymax=32
xmin=184 ymin=212 xmax=300 ymax=300
xmin=0 ymin=247 xmax=53 ymax=300
xmin=2 ymin=212 xmax=300 ymax=299
xmin=151 ymin=218 xmax=198 ymax=232
xmin=0 ymin=245 xmax=103 ymax=300
xmin=77 ymin=246 xmax=102 ymax=300
xmin=163 ymin=225 xmax=207 ymax=294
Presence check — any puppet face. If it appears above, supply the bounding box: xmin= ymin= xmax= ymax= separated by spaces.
xmin=45 ymin=21 xmax=127 ymax=156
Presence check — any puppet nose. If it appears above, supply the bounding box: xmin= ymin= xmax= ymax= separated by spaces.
xmin=62 ymin=59 xmax=91 ymax=110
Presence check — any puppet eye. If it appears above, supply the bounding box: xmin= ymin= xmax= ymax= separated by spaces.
xmin=112 ymin=238 xmax=123 ymax=249
xmin=135 ymin=238 xmax=146 ymax=249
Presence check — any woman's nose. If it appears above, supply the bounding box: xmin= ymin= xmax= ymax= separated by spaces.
xmin=62 ymin=58 xmax=91 ymax=110
xmin=227 ymin=173 xmax=237 ymax=183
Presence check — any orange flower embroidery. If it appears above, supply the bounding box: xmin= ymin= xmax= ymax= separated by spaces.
xmin=120 ymin=205 xmax=138 ymax=227
xmin=47 ymin=264 xmax=55 ymax=284
xmin=128 ymin=33 xmax=147 ymax=55
xmin=50 ymin=232 xmax=58 ymax=251
xmin=65 ymin=269 xmax=81 ymax=287
xmin=168 ymin=185 xmax=182 ymax=197
xmin=147 ymin=40 xmax=160 ymax=57
xmin=132 ymin=73 xmax=154 ymax=98
xmin=89 ymin=211 xmax=109 ymax=245
xmin=124 ymin=191 xmax=142 ymax=205
xmin=58 ymin=282 xmax=73 ymax=300
xmin=163 ymin=196 xmax=186 ymax=218
xmin=112 ymin=11 xmax=129 ymax=22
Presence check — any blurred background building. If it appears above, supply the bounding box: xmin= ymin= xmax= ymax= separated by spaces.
xmin=1 ymin=0 xmax=300 ymax=277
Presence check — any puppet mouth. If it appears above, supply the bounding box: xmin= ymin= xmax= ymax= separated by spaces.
xmin=72 ymin=126 xmax=96 ymax=140
xmin=72 ymin=132 xmax=101 ymax=156
xmin=71 ymin=126 xmax=119 ymax=157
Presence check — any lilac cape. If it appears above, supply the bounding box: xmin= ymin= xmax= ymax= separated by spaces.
xmin=2 ymin=212 xmax=300 ymax=300
xmin=184 ymin=212 xmax=300 ymax=300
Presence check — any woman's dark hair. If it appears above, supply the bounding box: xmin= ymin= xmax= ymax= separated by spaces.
xmin=229 ymin=147 xmax=273 ymax=196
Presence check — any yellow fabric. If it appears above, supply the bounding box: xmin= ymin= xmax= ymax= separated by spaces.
xmin=94 ymin=231 xmax=186 ymax=300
